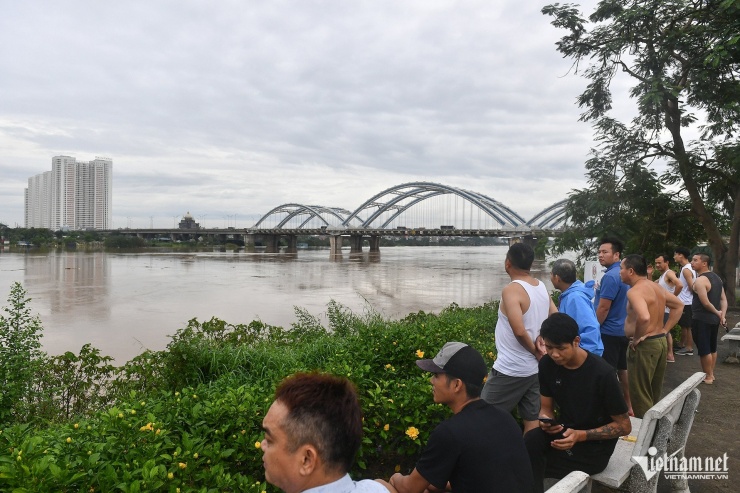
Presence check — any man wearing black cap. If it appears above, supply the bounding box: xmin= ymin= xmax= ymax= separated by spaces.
xmin=379 ymin=342 xmax=533 ymax=493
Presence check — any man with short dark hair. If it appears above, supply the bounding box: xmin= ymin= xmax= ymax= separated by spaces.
xmin=620 ymin=254 xmax=683 ymax=418
xmin=593 ymin=237 xmax=632 ymax=414
xmin=654 ymin=254 xmax=682 ymax=362
xmin=690 ymin=253 xmax=727 ymax=384
xmin=525 ymin=313 xmax=631 ymax=493
xmin=261 ymin=372 xmax=389 ymax=493
xmin=384 ymin=342 xmax=533 ymax=493
xmin=551 ymin=258 xmax=603 ymax=356
xmin=482 ymin=242 xmax=557 ymax=433
xmin=674 ymin=247 xmax=696 ymax=355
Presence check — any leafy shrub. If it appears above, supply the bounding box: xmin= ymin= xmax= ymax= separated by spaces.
xmin=0 ymin=290 xmax=503 ymax=491
xmin=0 ymin=283 xmax=44 ymax=424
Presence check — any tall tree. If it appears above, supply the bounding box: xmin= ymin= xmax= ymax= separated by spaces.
xmin=543 ymin=0 xmax=740 ymax=303
xmin=552 ymin=152 xmax=705 ymax=261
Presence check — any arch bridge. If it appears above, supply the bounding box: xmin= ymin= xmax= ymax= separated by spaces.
xmin=249 ymin=182 xmax=567 ymax=254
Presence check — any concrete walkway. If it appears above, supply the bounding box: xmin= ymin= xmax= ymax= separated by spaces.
xmin=654 ymin=317 xmax=739 ymax=493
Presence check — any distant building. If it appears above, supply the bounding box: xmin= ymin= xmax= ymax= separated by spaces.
xmin=25 ymin=156 xmax=112 ymax=230
xmin=178 ymin=212 xmax=200 ymax=229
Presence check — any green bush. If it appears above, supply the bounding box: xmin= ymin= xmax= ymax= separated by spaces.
xmin=0 ymin=292 xmax=502 ymax=491
xmin=0 ymin=283 xmax=44 ymax=424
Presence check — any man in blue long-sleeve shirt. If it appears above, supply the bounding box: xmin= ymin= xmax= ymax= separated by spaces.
xmin=551 ymin=258 xmax=604 ymax=356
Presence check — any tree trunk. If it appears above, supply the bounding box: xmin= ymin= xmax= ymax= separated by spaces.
xmin=664 ymin=101 xmax=737 ymax=305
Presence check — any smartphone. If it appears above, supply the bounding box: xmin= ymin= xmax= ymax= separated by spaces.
xmin=538 ymin=417 xmax=558 ymax=425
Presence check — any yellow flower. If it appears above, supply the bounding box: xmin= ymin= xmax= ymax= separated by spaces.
xmin=66 ymin=437 xmax=72 ymax=443
xmin=193 ymin=453 xmax=199 ymax=459
xmin=167 ymin=472 xmax=174 ymax=480
xmin=415 ymin=349 xmax=424 ymax=358
xmin=178 ymin=462 xmax=187 ymax=469
xmin=118 ymin=413 xmax=124 ymax=419
xmin=385 ymin=364 xmax=391 ymax=369
xmin=405 ymin=427 xmax=420 ymax=440
xmin=74 ymin=423 xmax=79 ymax=429
xmin=241 ymin=429 xmax=246 ymax=435
xmin=156 ymin=429 xmax=161 ymax=435
xmin=487 ymin=351 xmax=494 ymax=359
xmin=383 ymin=424 xmax=390 ymax=431
xmin=395 ymin=464 xmax=401 ymax=473
xmin=255 ymin=441 xmax=261 ymax=449
xmin=140 ymin=422 xmax=154 ymax=432
xmin=140 ymin=401 xmax=146 ymax=406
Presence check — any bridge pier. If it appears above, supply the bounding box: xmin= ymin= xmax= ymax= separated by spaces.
xmin=329 ymin=235 xmax=343 ymax=256
xmin=349 ymin=235 xmax=363 ymax=253
xmin=369 ymin=235 xmax=380 ymax=253
xmin=508 ymin=235 xmax=539 ymax=251
xmin=285 ymin=235 xmax=298 ymax=253
xmin=263 ymin=234 xmax=280 ymax=253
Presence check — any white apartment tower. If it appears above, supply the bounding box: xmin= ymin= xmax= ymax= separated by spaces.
xmin=25 ymin=156 xmax=112 ymax=230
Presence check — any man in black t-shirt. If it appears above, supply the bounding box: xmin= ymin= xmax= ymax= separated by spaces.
xmin=380 ymin=342 xmax=533 ymax=493
xmin=525 ymin=313 xmax=632 ymax=493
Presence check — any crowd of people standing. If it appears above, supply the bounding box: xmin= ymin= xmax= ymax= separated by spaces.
xmin=256 ymin=239 xmax=727 ymax=493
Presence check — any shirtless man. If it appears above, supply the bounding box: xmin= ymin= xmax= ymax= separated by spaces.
xmin=654 ymin=254 xmax=683 ymax=362
xmin=481 ymin=242 xmax=557 ymax=433
xmin=619 ymin=254 xmax=683 ymax=418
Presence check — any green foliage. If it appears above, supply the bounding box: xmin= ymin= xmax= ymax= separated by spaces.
xmin=552 ymin=154 xmax=705 ymax=261
xmin=0 ymin=227 xmax=56 ymax=247
xmin=0 ymin=292 xmax=503 ymax=491
xmin=32 ymin=344 xmax=116 ymax=423
xmin=0 ymin=283 xmax=44 ymax=424
xmin=104 ymin=234 xmax=148 ymax=248
xmin=543 ymin=0 xmax=740 ymax=302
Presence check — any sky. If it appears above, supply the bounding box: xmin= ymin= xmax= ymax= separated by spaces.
xmin=0 ymin=0 xmax=622 ymax=229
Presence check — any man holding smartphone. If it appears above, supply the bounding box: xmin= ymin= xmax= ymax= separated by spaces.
xmin=525 ymin=313 xmax=632 ymax=493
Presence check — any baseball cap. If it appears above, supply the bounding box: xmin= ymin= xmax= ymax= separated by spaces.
xmin=416 ymin=342 xmax=488 ymax=387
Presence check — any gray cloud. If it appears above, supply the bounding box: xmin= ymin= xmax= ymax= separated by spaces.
xmin=0 ymin=0 xmax=601 ymax=228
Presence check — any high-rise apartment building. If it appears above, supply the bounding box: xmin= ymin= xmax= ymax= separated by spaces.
xmin=25 ymin=156 xmax=112 ymax=230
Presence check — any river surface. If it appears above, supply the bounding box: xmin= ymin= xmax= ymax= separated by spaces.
xmin=0 ymin=246 xmax=553 ymax=363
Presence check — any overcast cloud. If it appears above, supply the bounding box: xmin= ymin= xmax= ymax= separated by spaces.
xmin=0 ymin=0 xmax=617 ymax=229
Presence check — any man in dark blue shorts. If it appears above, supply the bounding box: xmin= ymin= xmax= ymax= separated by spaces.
xmin=690 ymin=254 xmax=727 ymax=384
xmin=593 ymin=237 xmax=632 ymax=415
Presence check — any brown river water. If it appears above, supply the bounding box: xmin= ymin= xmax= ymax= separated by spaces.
xmin=0 ymin=246 xmax=552 ymax=364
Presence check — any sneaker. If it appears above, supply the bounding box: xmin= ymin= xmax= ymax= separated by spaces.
xmin=676 ymin=348 xmax=694 ymax=355
xmin=673 ymin=343 xmax=685 ymax=351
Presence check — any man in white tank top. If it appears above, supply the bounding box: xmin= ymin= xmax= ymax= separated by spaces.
xmin=654 ymin=254 xmax=683 ymax=363
xmin=673 ymin=247 xmax=696 ymax=355
xmin=481 ymin=243 xmax=557 ymax=433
